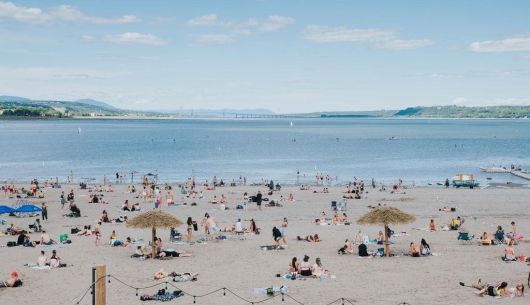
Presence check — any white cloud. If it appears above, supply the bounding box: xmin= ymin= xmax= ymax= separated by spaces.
xmin=186 ymin=14 xmax=218 ymax=27
xmin=469 ymin=36 xmax=530 ymax=53
xmin=0 ymin=2 xmax=140 ymax=24
xmin=51 ymin=5 xmax=140 ymax=24
xmin=186 ymin=14 xmax=293 ymax=35
xmin=104 ymin=33 xmax=167 ymax=46
xmin=0 ymin=1 xmax=51 ymax=24
xmin=81 ymin=35 xmax=94 ymax=41
xmin=378 ymin=39 xmax=433 ymax=50
xmin=303 ymin=26 xmax=393 ymax=43
xmin=192 ymin=34 xmax=233 ymax=47
xmin=260 ymin=15 xmax=294 ymax=32
xmin=303 ymin=25 xmax=432 ymax=50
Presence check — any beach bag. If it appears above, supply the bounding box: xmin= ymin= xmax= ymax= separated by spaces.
xmin=266 ymin=288 xmax=274 ymax=296
xmin=71 ymin=228 xmax=80 ymax=234
xmin=60 ymin=234 xmax=68 ymax=243
xmin=7 ymin=241 xmax=16 ymax=247
xmin=193 ymin=221 xmax=198 ymax=231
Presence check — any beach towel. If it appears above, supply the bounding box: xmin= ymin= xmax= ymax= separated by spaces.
xmin=253 ymin=286 xmax=288 ymax=294
xmin=261 ymin=245 xmax=285 ymax=250
xmin=172 ymin=273 xmax=198 ymax=282
xmin=25 ymin=263 xmax=51 ymax=270
xmin=140 ymin=290 xmax=184 ymax=301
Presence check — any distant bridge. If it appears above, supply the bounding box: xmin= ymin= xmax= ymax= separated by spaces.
xmin=223 ymin=112 xmax=307 ymax=119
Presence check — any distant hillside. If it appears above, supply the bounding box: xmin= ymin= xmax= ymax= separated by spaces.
xmin=0 ymin=97 xmax=125 ymax=118
xmin=394 ymin=105 xmax=530 ymax=118
xmin=75 ymin=99 xmax=118 ymax=110
xmin=0 ymin=95 xmax=31 ymax=102
xmin=300 ymin=106 xmax=530 ymax=119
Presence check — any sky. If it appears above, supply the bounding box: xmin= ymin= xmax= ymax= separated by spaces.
xmin=1 ymin=0 xmax=530 ymax=113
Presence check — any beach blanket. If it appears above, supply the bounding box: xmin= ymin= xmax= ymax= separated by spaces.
xmin=172 ymin=273 xmax=198 ymax=282
xmin=254 ymin=286 xmax=288 ymax=294
xmin=140 ymin=290 xmax=184 ymax=301
xmin=25 ymin=263 xmax=51 ymax=270
xmin=261 ymin=245 xmax=285 ymax=250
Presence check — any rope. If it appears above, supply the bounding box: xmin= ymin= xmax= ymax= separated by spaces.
xmin=70 ymin=272 xmax=417 ymax=305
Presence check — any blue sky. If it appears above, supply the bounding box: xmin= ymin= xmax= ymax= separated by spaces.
xmin=1 ymin=0 xmax=530 ymax=113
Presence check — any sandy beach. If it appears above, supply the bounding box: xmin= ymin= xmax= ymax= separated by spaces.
xmin=1 ymin=183 xmax=529 ymax=305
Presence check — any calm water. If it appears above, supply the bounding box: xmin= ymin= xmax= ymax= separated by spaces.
xmin=0 ymin=118 xmax=529 ymax=186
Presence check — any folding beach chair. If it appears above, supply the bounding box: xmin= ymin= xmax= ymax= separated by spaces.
xmin=457 ymin=232 xmax=474 ymax=245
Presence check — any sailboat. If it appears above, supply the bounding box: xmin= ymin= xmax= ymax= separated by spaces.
xmin=77 ymin=127 xmax=82 ymax=134
xmin=290 ymin=121 xmax=293 ymax=127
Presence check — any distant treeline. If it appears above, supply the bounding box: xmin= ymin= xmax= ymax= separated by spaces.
xmin=0 ymin=106 xmax=63 ymax=117
xmin=395 ymin=106 xmax=530 ymax=118
xmin=319 ymin=105 xmax=530 ymax=119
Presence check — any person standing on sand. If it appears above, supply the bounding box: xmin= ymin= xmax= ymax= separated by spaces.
xmin=60 ymin=191 xmax=66 ymax=209
xmin=256 ymin=191 xmax=262 ymax=211
xmin=281 ymin=218 xmax=288 ymax=245
xmin=186 ymin=217 xmax=193 ymax=243
xmin=272 ymin=226 xmax=282 ymax=249
xmin=41 ymin=203 xmax=48 ymax=222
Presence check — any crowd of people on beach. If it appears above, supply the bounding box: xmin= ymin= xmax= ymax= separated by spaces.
xmin=1 ymin=175 xmax=528 ymax=302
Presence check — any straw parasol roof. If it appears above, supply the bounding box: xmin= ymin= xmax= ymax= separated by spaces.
xmin=357 ymin=206 xmax=415 ymax=226
xmin=357 ymin=206 xmax=415 ymax=257
xmin=127 ymin=210 xmax=182 ymax=228
xmin=127 ymin=210 xmax=182 ymax=258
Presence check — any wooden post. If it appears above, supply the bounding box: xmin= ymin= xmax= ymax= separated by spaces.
xmin=95 ymin=265 xmax=106 ymax=305
xmin=384 ymin=224 xmax=390 ymax=257
xmin=152 ymin=227 xmax=157 ymax=259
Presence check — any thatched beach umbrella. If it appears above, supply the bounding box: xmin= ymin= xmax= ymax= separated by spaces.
xmin=357 ymin=206 xmax=415 ymax=257
xmin=127 ymin=210 xmax=182 ymax=258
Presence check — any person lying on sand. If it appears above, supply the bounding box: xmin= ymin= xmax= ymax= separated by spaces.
xmin=297 ymin=234 xmax=320 ymax=242
xmin=476 ymin=282 xmax=510 ymax=297
xmin=154 ymin=269 xmax=198 ymax=281
xmin=0 ymin=272 xmax=21 ymax=288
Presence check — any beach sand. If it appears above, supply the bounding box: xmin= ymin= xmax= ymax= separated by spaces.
xmin=1 ymin=184 xmax=529 ymax=305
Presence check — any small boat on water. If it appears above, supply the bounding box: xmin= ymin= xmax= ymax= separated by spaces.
xmin=511 ymin=170 xmax=530 ymax=180
xmin=452 ymin=174 xmax=479 ymax=188
xmin=479 ymin=166 xmax=510 ymax=173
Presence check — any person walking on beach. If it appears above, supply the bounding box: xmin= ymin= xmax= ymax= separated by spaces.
xmin=256 ymin=191 xmax=262 ymax=211
xmin=186 ymin=217 xmax=193 ymax=243
xmin=67 ymin=190 xmax=74 ymax=203
xmin=281 ymin=218 xmax=288 ymax=245
xmin=60 ymin=191 xmax=66 ymax=209
xmin=41 ymin=203 xmax=48 ymax=222
xmin=272 ymin=226 xmax=282 ymax=249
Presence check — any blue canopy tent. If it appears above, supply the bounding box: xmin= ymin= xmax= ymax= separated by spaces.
xmin=0 ymin=205 xmax=15 ymax=214
xmin=15 ymin=204 xmax=42 ymax=213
